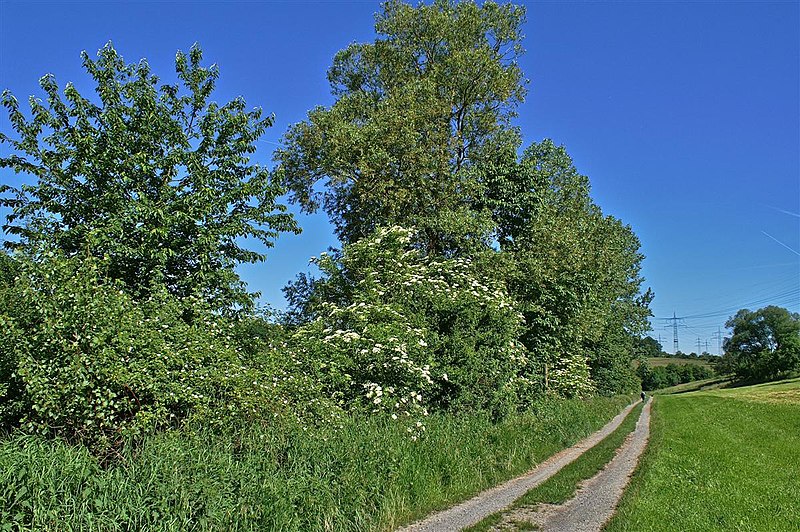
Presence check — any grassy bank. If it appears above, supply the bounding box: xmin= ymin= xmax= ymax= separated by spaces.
xmin=0 ymin=395 xmax=633 ymax=531
xmin=605 ymin=379 xmax=800 ymax=531
xmin=652 ymin=376 xmax=730 ymax=395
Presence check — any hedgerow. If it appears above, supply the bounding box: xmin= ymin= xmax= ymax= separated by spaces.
xmin=0 ymin=252 xmax=337 ymax=455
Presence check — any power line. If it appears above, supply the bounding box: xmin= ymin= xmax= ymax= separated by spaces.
xmin=656 ymin=286 xmax=800 ymax=321
xmin=664 ymin=269 xmax=798 ymax=309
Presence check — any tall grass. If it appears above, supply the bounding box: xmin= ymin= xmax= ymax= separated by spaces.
xmin=0 ymin=395 xmax=632 ymax=531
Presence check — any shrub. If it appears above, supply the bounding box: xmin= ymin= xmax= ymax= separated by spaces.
xmin=0 ymin=253 xmax=336 ymax=455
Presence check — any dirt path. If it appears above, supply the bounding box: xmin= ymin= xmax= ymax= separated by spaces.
xmin=397 ymin=400 xmax=641 ymax=532
xmin=499 ymin=398 xmax=652 ymax=532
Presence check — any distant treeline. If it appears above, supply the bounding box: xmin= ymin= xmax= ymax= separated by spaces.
xmin=634 ymin=336 xmax=717 ymax=362
xmin=657 ymin=352 xmax=717 ymax=363
xmin=637 ymin=362 xmax=715 ymax=391
xmin=633 ymin=336 xmax=716 ymax=390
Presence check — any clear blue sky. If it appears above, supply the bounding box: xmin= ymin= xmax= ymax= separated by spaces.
xmin=1 ymin=1 xmax=798 ymax=354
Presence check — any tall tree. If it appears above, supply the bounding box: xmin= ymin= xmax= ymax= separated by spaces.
xmin=1 ymin=44 xmax=298 ymax=313
xmin=483 ymin=140 xmax=652 ymax=395
xmin=276 ymin=0 xmax=526 ymax=254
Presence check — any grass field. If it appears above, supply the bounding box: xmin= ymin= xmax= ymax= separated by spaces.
xmin=605 ymin=378 xmax=800 ymax=531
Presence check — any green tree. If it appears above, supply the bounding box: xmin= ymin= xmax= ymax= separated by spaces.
xmin=276 ymin=0 xmax=526 ymax=254
xmin=634 ymin=336 xmax=665 ymax=358
xmin=0 ymin=43 xmax=298 ymax=313
xmin=482 ymin=140 xmax=652 ymax=395
xmin=722 ymin=305 xmax=800 ymax=381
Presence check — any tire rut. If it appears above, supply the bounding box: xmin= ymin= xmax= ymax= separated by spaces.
xmin=506 ymin=398 xmax=652 ymax=532
xmin=397 ymin=400 xmax=642 ymax=532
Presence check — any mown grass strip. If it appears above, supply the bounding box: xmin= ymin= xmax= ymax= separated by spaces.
xmin=465 ymin=401 xmax=645 ymax=531
xmin=604 ymin=380 xmax=800 ymax=531
xmin=652 ymin=376 xmax=730 ymax=395
xmin=0 ymin=395 xmax=634 ymax=531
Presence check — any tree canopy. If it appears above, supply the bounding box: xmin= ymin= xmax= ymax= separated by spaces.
xmin=634 ymin=336 xmax=665 ymax=359
xmin=1 ymin=43 xmax=298 ymax=313
xmin=276 ymin=0 xmax=526 ymax=254
xmin=722 ymin=305 xmax=800 ymax=381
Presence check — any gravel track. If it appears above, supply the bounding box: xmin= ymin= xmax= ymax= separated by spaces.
xmin=524 ymin=398 xmax=652 ymax=532
xmin=397 ymin=400 xmax=641 ymax=532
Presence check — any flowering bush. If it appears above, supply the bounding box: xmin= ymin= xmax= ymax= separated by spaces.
xmin=546 ymin=352 xmax=595 ymax=398
xmin=287 ymin=226 xmax=533 ymax=424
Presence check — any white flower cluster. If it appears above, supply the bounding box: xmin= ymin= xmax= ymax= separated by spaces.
xmin=297 ymin=225 xmax=536 ymax=436
xmin=548 ymin=352 xmax=596 ymax=398
xmin=322 ymin=329 xmax=362 ymax=343
xmin=316 ymin=301 xmax=432 ymax=425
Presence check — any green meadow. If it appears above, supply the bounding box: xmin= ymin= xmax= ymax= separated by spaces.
xmin=606 ymin=378 xmax=800 ymax=531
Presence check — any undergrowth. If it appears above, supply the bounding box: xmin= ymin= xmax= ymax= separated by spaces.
xmin=0 ymin=395 xmax=633 ymax=531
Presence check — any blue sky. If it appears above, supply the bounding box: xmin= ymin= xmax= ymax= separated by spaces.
xmin=1 ymin=1 xmax=798 ymax=354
